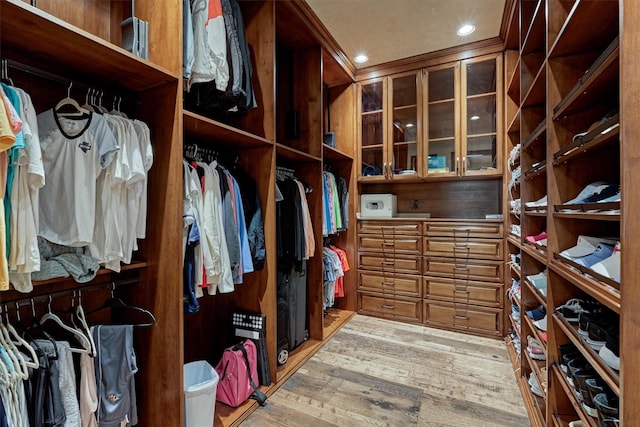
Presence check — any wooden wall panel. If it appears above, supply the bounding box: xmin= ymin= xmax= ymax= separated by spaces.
xmin=136 ymin=0 xmax=181 ymax=74
xmin=27 ymin=0 xmax=113 ymax=41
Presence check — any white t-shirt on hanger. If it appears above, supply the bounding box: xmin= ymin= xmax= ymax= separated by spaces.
xmin=37 ymin=109 xmax=119 ymax=247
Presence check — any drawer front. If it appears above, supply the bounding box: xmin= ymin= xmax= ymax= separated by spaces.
xmin=358 ymin=271 xmax=422 ymax=297
xmin=423 ymin=300 xmax=502 ymax=336
xmin=358 ymin=293 xmax=422 ymax=323
xmin=423 ymin=277 xmax=503 ymax=307
xmin=358 ymin=236 xmax=422 ymax=254
xmin=358 ymin=221 xmax=422 ymax=236
xmin=423 ymin=221 xmax=503 ymax=239
xmin=423 ymin=257 xmax=503 ymax=282
xmin=423 ymin=237 xmax=503 ymax=260
xmin=358 ymin=253 xmax=421 ymax=274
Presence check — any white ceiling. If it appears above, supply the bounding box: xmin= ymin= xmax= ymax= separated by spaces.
xmin=306 ymin=0 xmax=506 ymax=69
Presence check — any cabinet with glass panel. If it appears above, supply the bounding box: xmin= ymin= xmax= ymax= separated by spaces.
xmin=358 ymin=71 xmax=422 ymax=181
xmin=423 ymin=53 xmax=503 ymax=178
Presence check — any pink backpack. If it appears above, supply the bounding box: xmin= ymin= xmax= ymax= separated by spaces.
xmin=215 ymin=340 xmax=267 ymax=407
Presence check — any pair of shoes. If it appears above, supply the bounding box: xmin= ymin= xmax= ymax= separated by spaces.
xmin=509 ymin=252 xmax=521 ymax=268
xmin=507 ymin=279 xmax=521 ymax=302
xmin=569 ymin=421 xmax=586 ymax=427
xmin=526 ymin=305 xmax=546 ymax=321
xmin=510 ymin=224 xmax=521 ymax=237
xmin=556 ymin=298 xmax=599 ymax=323
xmin=525 ymin=231 xmax=547 ymax=244
xmin=525 ymin=195 xmax=548 ymax=208
xmin=590 ymin=241 xmax=620 ymax=283
xmin=593 ymin=392 xmax=620 ymax=426
xmin=558 ymin=343 xmax=578 ymax=374
xmin=560 ymin=235 xmax=618 ymax=268
xmin=526 ymin=270 xmax=548 ymax=290
xmin=599 ymin=329 xmax=620 ymax=371
xmin=564 ymin=181 xmax=619 ymax=205
xmin=527 ymin=336 xmax=545 ymax=360
xmin=533 ymin=315 xmax=547 ymax=332
xmin=528 ymin=372 xmax=544 ymax=398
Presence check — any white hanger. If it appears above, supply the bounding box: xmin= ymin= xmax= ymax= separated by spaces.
xmin=39 ymin=296 xmax=89 ymax=354
xmin=55 ymin=82 xmax=91 ymax=118
xmin=0 ymin=306 xmax=27 ymax=381
xmin=72 ymin=291 xmax=97 ymax=357
xmin=0 ymin=344 xmax=13 ymax=387
xmin=5 ymin=303 xmax=39 ymax=370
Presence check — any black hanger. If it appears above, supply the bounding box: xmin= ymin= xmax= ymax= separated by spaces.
xmin=87 ymin=283 xmax=157 ymax=328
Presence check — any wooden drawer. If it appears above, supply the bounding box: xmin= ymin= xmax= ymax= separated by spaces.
xmin=358 ymin=221 xmax=422 ymax=236
xmin=423 ymin=237 xmax=503 ymax=260
xmin=358 ymin=271 xmax=422 ymax=297
xmin=423 ymin=257 xmax=503 ymax=282
xmin=423 ymin=276 xmax=503 ymax=308
xmin=358 ymin=292 xmax=422 ymax=323
xmin=358 ymin=252 xmax=421 ymax=274
xmin=423 ymin=221 xmax=503 ymax=239
xmin=358 ymin=236 xmax=422 ymax=254
xmin=423 ymin=300 xmax=502 ymax=336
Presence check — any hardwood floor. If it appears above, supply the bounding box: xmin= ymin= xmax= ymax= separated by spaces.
xmin=242 ymin=315 xmax=529 ymax=426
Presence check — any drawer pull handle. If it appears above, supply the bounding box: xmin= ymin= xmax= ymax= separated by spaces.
xmin=382 ymin=242 xmax=395 ymax=246
xmin=454 ymin=266 xmax=470 ymax=271
xmin=382 ymin=282 xmax=395 ymax=286
xmin=380 ymin=261 xmax=395 ymax=266
xmin=453 ymin=315 xmax=469 ymax=320
xmin=381 ymin=304 xmax=395 ymax=309
xmin=453 ymin=290 xmax=469 ymax=294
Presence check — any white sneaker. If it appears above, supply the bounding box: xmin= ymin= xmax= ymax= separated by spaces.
xmin=525 ymin=195 xmax=548 ymax=208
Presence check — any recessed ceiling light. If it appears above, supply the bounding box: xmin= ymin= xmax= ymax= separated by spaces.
xmin=470 ymin=115 xmax=480 ymax=121
xmin=354 ymin=54 xmax=369 ymax=64
xmin=457 ymin=24 xmax=476 ymax=36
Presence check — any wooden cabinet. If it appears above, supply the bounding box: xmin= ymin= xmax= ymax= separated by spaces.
xmin=501 ymin=1 xmax=633 ymax=425
xmin=422 ymin=219 xmax=504 ymax=338
xmin=423 ymin=54 xmax=503 ymax=178
xmin=358 ymin=54 xmax=502 ymax=182
xmin=357 ymin=219 xmax=503 ymax=338
xmin=358 ymin=71 xmax=422 ymax=181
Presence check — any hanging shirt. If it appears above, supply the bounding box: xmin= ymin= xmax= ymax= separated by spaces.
xmin=37 ymin=110 xmax=119 ymax=247
xmin=189 ymin=0 xmax=229 ymax=91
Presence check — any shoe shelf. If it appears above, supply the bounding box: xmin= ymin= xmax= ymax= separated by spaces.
xmin=511 ymin=263 xmax=522 ymax=279
xmin=522 ymin=62 xmax=546 ymax=108
xmin=508 ymin=108 xmax=521 ymax=135
xmin=518 ymin=372 xmax=547 ymax=427
xmin=552 ymin=38 xmax=619 ymax=121
xmin=523 ymin=242 xmax=547 ymax=264
xmin=548 ymin=0 xmax=619 ymax=59
xmin=522 ymin=0 xmax=545 ymax=55
xmin=551 ymin=365 xmax=599 ymax=427
xmin=522 ymin=119 xmax=547 ymax=152
xmin=554 ymin=314 xmax=620 ymax=395
xmin=525 ymin=210 xmax=547 ymax=217
xmin=523 ymin=314 xmax=548 ymax=357
xmin=509 ymin=314 xmax=521 ymax=338
xmin=523 ymin=277 xmax=547 ymax=308
xmin=183 ymin=110 xmax=274 ymax=149
xmin=523 ymin=346 xmax=548 ymax=401
xmin=550 ymin=259 xmax=620 ymax=314
xmin=552 ymin=117 xmax=619 ymax=167
xmin=505 ymin=335 xmax=521 ymax=371
xmin=553 ymin=211 xmax=620 ymax=222
xmin=508 ymin=234 xmax=522 ymax=248
xmin=524 ymin=161 xmax=547 ymax=181
xmin=552 ymin=253 xmax=620 ymax=293
xmin=507 ymin=58 xmax=521 ymax=103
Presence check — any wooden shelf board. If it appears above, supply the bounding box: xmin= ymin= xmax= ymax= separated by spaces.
xmin=1 ymin=0 xmax=178 ymax=92
xmin=507 ymin=108 xmax=521 ymax=134
xmin=518 ymin=373 xmax=547 ymax=427
xmin=522 ymin=342 xmax=548 ymax=401
xmin=507 ymin=60 xmax=521 ymax=103
xmin=553 ymin=212 xmax=620 ymax=222
xmin=554 ymin=314 xmax=620 ymax=394
xmin=549 ymin=259 xmax=620 ymax=314
xmin=522 ymin=63 xmax=546 ymax=108
xmin=505 ymin=336 xmax=521 ymax=371
xmin=275 ymin=338 xmax=324 ymax=384
xmin=508 ymin=234 xmax=522 ymax=248
xmin=27 ymin=261 xmax=148 ymax=288
xmin=511 ymin=264 xmax=522 ymax=279
xmin=467 ymin=92 xmax=497 ymax=100
xmin=322 ymin=308 xmax=355 ymax=340
xmin=523 ymin=163 xmax=547 ymax=180
xmin=183 ymin=111 xmax=273 ymax=149
xmin=548 ymin=0 xmax=619 ymax=59
xmin=553 ymin=123 xmax=619 ymax=167
xmin=522 ymin=119 xmax=547 ymax=151
xmin=523 ymin=277 xmax=547 ymax=308
xmin=276 ymin=143 xmax=322 ymax=163
xmin=323 ymin=144 xmax=353 ymax=162
xmin=523 ymin=315 xmax=548 ymax=359
xmin=551 ymin=365 xmax=598 ymax=427
xmin=521 ymin=0 xmax=546 ymax=55
xmin=522 ymin=242 xmax=548 ymax=264
xmin=525 ymin=211 xmax=548 ymax=217
xmin=361 ymin=144 xmax=384 ymax=150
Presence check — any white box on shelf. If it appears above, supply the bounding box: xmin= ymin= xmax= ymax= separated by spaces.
xmin=360 ymin=194 xmax=397 ymax=218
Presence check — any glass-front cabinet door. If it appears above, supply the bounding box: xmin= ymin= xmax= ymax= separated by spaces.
xmin=388 ymin=71 xmax=421 ymax=179
xmin=461 ymin=55 xmax=502 ymax=176
xmin=359 ymin=78 xmax=386 ymax=179
xmin=423 ymin=63 xmax=459 ymax=177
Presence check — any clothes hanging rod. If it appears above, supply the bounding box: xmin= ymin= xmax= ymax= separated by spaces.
xmin=2 ymin=58 xmax=139 ymax=106
xmin=7 ymin=273 xmax=140 ymax=310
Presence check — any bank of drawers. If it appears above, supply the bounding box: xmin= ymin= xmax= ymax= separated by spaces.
xmin=357 ymin=219 xmax=504 ymax=337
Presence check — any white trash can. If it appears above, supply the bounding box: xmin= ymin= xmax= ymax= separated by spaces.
xmin=184 ymin=360 xmax=219 ymax=427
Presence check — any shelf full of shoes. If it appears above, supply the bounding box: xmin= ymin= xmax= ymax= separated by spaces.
xmin=545 ymin=0 xmax=621 ymax=425
xmin=516 ymin=0 xmax=549 ymax=423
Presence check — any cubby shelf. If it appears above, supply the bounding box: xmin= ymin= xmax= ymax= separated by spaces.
xmin=551 ymin=365 xmax=598 ymax=427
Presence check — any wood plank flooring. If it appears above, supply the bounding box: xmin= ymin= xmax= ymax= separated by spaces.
xmin=242 ymin=315 xmax=529 ymax=426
